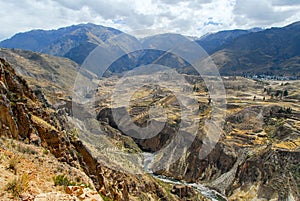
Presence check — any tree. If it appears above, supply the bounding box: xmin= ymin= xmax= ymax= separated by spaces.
xmin=283 ymin=90 xmax=288 ymax=97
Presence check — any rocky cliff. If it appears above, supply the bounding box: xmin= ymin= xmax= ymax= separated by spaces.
xmin=0 ymin=58 xmax=204 ymax=200
xmin=1 ymin=49 xmax=299 ymax=200
xmin=96 ymin=76 xmax=300 ymax=200
xmin=162 ymin=105 xmax=300 ymax=200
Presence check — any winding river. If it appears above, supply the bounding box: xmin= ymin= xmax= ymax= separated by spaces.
xmin=143 ymin=153 xmax=228 ymax=201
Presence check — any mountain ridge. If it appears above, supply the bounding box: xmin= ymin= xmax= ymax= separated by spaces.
xmin=210 ymin=21 xmax=300 ymax=76
xmin=0 ymin=23 xmax=128 ymax=65
xmin=195 ymin=27 xmax=263 ymax=54
xmin=1 ymin=22 xmax=300 ymax=77
xmin=1 ymin=36 xmax=299 ymax=200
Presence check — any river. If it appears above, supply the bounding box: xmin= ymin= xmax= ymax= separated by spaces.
xmin=142 ymin=153 xmax=228 ymax=201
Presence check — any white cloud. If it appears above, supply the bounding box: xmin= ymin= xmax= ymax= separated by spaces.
xmin=0 ymin=0 xmax=300 ymax=40
xmin=272 ymin=0 xmax=300 ymax=6
xmin=233 ymin=0 xmax=297 ymax=27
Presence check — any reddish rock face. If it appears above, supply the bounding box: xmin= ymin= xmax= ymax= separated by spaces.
xmin=0 ymin=58 xmax=77 ymax=164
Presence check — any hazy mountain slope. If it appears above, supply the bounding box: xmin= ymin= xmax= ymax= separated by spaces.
xmin=0 ymin=48 xmax=95 ymax=104
xmin=0 ymin=23 xmax=121 ymax=52
xmin=0 ymin=23 xmax=141 ymax=65
xmin=195 ymin=28 xmax=263 ymax=54
xmin=1 ymin=22 xmax=300 ymax=77
xmin=210 ymin=22 xmax=300 ymax=76
xmin=88 ymin=24 xmax=300 ymax=77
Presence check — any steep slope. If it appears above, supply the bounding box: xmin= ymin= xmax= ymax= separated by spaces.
xmin=0 ymin=23 xmax=141 ymax=65
xmin=103 ymin=33 xmax=199 ymax=76
xmin=1 ymin=22 xmax=300 ymax=77
xmin=0 ymin=48 xmax=95 ymax=104
xmin=195 ymin=28 xmax=263 ymax=54
xmin=0 ymin=57 xmax=81 ymax=165
xmin=0 ymin=23 xmax=121 ymax=52
xmin=95 ymin=75 xmax=300 ymax=200
xmin=0 ymin=138 xmax=101 ymax=200
xmin=210 ymin=21 xmax=300 ymax=76
xmin=0 ymin=58 xmax=105 ymax=200
xmin=155 ymin=78 xmax=300 ymax=200
xmin=0 ymin=57 xmax=203 ymax=200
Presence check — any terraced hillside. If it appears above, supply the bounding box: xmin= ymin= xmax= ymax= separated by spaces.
xmin=0 ymin=47 xmax=299 ymax=200
xmin=93 ymin=75 xmax=300 ymax=200
xmin=0 ymin=57 xmax=211 ymax=200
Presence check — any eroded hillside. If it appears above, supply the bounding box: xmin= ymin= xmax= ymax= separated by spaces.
xmin=0 ymin=57 xmax=209 ymax=200
xmin=93 ymin=75 xmax=300 ymax=200
xmin=1 ymin=47 xmax=299 ymax=200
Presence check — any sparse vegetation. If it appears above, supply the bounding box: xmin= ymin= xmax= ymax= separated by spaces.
xmin=8 ymin=156 xmax=19 ymax=174
xmin=17 ymin=144 xmax=38 ymax=155
xmin=0 ymin=153 xmax=4 ymax=163
xmin=100 ymin=194 xmax=114 ymax=201
xmin=5 ymin=173 xmax=29 ymax=198
xmin=67 ymin=128 xmax=80 ymax=140
xmin=31 ymin=115 xmax=58 ymax=131
xmin=264 ymin=118 xmax=285 ymax=139
xmin=53 ymin=174 xmax=77 ymax=188
xmin=42 ymin=148 xmax=49 ymax=155
xmin=0 ymin=46 xmax=299 ymax=201
xmin=53 ymin=174 xmax=91 ymax=189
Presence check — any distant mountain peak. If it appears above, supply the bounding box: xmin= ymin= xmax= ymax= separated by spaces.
xmin=285 ymin=21 xmax=300 ymax=29
xmin=0 ymin=23 xmax=127 ymax=64
xmin=1 ymin=21 xmax=300 ymax=77
xmin=195 ymin=28 xmax=262 ymax=54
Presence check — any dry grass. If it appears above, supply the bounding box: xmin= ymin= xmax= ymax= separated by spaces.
xmin=0 ymin=138 xmax=95 ymax=200
xmin=273 ymin=138 xmax=300 ymax=150
xmin=31 ymin=115 xmax=58 ymax=131
xmin=8 ymin=155 xmax=19 ymax=174
xmin=5 ymin=173 xmax=29 ymax=198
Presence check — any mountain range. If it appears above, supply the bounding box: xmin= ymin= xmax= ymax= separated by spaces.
xmin=1 ymin=22 xmax=300 ymax=77
xmin=0 ymin=22 xmax=300 ymax=201
xmin=195 ymin=27 xmax=263 ymax=54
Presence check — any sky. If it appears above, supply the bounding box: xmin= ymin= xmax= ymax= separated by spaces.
xmin=1 ymin=0 xmax=300 ymax=40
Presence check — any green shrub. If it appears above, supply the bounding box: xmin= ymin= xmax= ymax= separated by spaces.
xmin=53 ymin=174 xmax=76 ymax=187
xmin=100 ymin=194 xmax=114 ymax=201
xmin=42 ymin=148 xmax=49 ymax=155
xmin=52 ymin=174 xmax=91 ymax=189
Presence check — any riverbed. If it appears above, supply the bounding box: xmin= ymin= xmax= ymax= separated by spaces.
xmin=142 ymin=152 xmax=228 ymax=201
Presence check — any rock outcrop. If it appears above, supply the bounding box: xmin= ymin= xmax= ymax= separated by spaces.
xmin=161 ymin=105 xmax=300 ymax=200
xmin=0 ymin=58 xmax=79 ymax=166
xmin=0 ymin=58 xmax=188 ymax=201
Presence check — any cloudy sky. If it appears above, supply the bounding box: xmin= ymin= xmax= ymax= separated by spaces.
xmin=1 ymin=0 xmax=300 ymax=40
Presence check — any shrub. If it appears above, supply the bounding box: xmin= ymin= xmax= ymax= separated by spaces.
xmin=42 ymin=148 xmax=49 ymax=155
xmin=5 ymin=173 xmax=29 ymax=198
xmin=8 ymin=156 xmax=19 ymax=174
xmin=100 ymin=194 xmax=114 ymax=201
xmin=53 ymin=174 xmax=92 ymax=190
xmin=67 ymin=128 xmax=79 ymax=140
xmin=53 ymin=174 xmax=76 ymax=188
